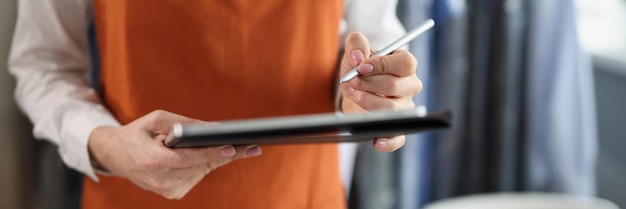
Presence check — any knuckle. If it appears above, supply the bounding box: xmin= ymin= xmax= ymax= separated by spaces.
xmin=203 ymin=147 xmax=215 ymax=159
xmin=148 ymin=109 xmax=169 ymax=123
xmin=399 ymin=98 xmax=416 ymax=110
xmin=147 ymin=176 xmax=169 ymax=192
xmin=202 ymin=163 xmax=214 ymax=175
xmin=384 ymin=80 xmax=401 ymax=95
xmin=152 ymin=109 xmax=166 ymax=116
xmin=414 ymin=77 xmax=423 ymax=94
xmin=355 ymin=78 xmax=365 ymax=89
xmin=387 ymin=102 xmax=402 ymax=111
xmin=177 ymin=150 xmax=192 ymax=167
xmin=369 ymin=97 xmax=396 ymax=111
xmin=204 ymin=158 xmax=224 ymax=171
xmin=404 ymin=55 xmax=418 ymax=71
xmin=368 ymin=100 xmax=390 ymax=111
xmin=407 ymin=100 xmax=417 ymax=109
xmin=148 ymin=110 xmax=162 ymax=119
xmin=379 ymin=57 xmax=390 ymax=74
xmin=389 ymin=100 xmax=413 ymax=111
xmin=204 ymin=149 xmax=222 ymax=163
xmin=144 ymin=110 xmax=163 ymax=125
xmin=203 ymin=148 xmax=231 ymax=168
xmin=350 ymin=92 xmax=365 ymax=105
xmin=160 ymin=188 xmax=179 ymax=200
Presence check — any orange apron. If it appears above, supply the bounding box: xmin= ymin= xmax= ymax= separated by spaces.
xmin=84 ymin=0 xmax=346 ymax=208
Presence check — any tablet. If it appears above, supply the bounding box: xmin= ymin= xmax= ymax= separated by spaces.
xmin=164 ymin=109 xmax=451 ymax=148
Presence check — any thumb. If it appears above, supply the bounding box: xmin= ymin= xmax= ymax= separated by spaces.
xmin=139 ymin=110 xmax=205 ymax=135
xmin=343 ymin=32 xmax=372 ymax=72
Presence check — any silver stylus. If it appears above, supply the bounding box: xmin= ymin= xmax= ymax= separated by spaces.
xmin=339 ymin=19 xmax=435 ymax=83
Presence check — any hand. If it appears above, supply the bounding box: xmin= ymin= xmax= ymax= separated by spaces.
xmin=87 ymin=110 xmax=262 ymax=199
xmin=339 ymin=32 xmax=422 ymax=152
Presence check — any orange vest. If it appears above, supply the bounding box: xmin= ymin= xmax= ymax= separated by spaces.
xmin=83 ymin=1 xmax=346 ymax=208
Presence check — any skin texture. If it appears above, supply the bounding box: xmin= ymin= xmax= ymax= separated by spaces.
xmin=87 ymin=31 xmax=422 ymax=199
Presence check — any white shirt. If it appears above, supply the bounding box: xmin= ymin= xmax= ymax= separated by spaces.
xmin=8 ymin=0 xmax=406 ymax=181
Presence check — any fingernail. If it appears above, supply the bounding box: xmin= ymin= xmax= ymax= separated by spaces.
xmin=358 ymin=64 xmax=374 ymax=74
xmin=350 ymin=50 xmax=365 ymax=66
xmin=219 ymin=146 xmax=236 ymax=157
xmin=374 ymin=140 xmax=388 ymax=149
xmin=245 ymin=145 xmax=262 ymax=157
xmin=347 ymin=86 xmax=356 ymax=95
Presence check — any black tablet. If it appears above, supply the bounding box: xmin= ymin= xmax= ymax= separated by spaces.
xmin=164 ymin=109 xmax=451 ymax=148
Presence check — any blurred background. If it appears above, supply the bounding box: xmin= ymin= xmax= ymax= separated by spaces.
xmin=0 ymin=0 xmax=624 ymax=208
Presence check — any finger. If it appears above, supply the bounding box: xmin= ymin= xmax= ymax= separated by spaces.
xmin=154 ymin=138 xmax=262 ymax=168
xmin=168 ymin=162 xmax=215 ymax=180
xmin=348 ymin=74 xmax=422 ymax=98
xmin=345 ymin=86 xmax=416 ymax=111
xmin=150 ymin=145 xmax=259 ymax=199
xmin=140 ymin=110 xmax=206 ymax=135
xmin=373 ymin=135 xmax=406 ymax=152
xmin=171 ymin=144 xmax=260 ymax=169
xmin=359 ymin=50 xmax=417 ymax=77
xmin=343 ymin=32 xmax=372 ymax=70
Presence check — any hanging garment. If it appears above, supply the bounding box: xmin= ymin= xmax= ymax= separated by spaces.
xmin=524 ymin=0 xmax=597 ymax=195
xmin=429 ymin=0 xmax=472 ymax=199
xmin=353 ymin=0 xmax=597 ymax=208
xmin=445 ymin=0 xmax=529 ymax=194
xmin=429 ymin=0 xmax=596 ymax=199
xmin=396 ymin=0 xmax=434 ymax=208
xmin=485 ymin=0 xmax=528 ymax=192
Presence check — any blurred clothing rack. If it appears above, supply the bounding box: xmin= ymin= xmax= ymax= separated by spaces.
xmin=350 ymin=0 xmax=597 ymax=208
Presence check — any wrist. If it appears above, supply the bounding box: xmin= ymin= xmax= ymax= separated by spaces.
xmin=88 ymin=126 xmax=117 ymax=174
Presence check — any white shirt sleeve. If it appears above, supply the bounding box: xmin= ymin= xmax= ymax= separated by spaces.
xmin=8 ymin=0 xmax=120 ymax=181
xmin=341 ymin=0 xmax=407 ymax=49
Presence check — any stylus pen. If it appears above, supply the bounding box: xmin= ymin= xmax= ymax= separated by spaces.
xmin=339 ymin=19 xmax=435 ymax=83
